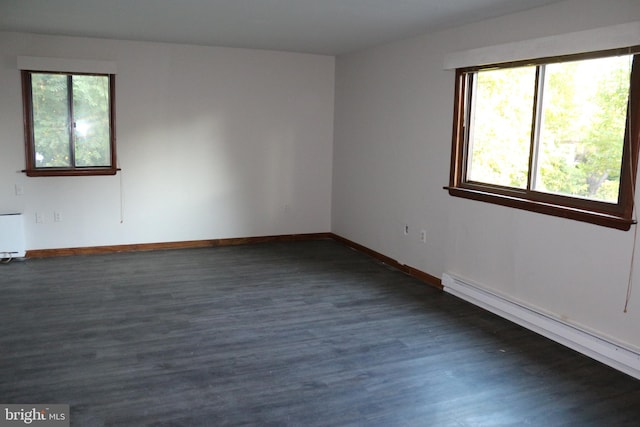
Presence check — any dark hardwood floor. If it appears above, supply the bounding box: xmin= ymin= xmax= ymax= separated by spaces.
xmin=1 ymin=239 xmax=639 ymax=426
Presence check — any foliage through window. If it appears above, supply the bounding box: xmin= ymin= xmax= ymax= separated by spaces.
xmin=22 ymin=71 xmax=117 ymax=176
xmin=448 ymin=48 xmax=640 ymax=230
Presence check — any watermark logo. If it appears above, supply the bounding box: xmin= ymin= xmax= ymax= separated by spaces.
xmin=0 ymin=405 xmax=69 ymax=427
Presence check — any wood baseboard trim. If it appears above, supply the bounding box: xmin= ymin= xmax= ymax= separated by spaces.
xmin=25 ymin=232 xmax=442 ymax=290
xmin=25 ymin=233 xmax=333 ymax=258
xmin=329 ymin=233 xmax=443 ymax=290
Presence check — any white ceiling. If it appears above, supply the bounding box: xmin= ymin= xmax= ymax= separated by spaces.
xmin=0 ymin=0 xmax=566 ymax=55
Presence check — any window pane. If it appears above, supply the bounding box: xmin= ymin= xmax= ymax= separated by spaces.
xmin=72 ymin=75 xmax=111 ymax=167
xmin=31 ymin=74 xmax=71 ymax=167
xmin=467 ymin=66 xmax=536 ymax=189
xmin=534 ymin=55 xmax=632 ymax=202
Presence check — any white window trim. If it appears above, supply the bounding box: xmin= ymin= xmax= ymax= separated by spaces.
xmin=17 ymin=56 xmax=117 ymax=74
xmin=443 ymin=21 xmax=640 ymax=70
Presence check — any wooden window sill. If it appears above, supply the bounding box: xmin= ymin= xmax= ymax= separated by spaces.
xmin=23 ymin=168 xmax=120 ymax=177
xmin=445 ymin=186 xmax=634 ymax=231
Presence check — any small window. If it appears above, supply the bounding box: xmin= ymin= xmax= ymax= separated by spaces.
xmin=22 ymin=71 xmax=117 ymax=176
xmin=448 ymin=48 xmax=640 ymax=230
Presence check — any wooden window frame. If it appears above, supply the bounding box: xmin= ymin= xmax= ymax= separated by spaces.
xmin=447 ymin=48 xmax=640 ymax=231
xmin=21 ymin=70 xmax=118 ymax=177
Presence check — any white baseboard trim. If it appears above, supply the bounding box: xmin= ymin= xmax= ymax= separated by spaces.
xmin=442 ymin=273 xmax=640 ymax=380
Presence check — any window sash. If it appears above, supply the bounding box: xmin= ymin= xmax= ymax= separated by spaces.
xmin=22 ymin=70 xmax=117 ymax=177
xmin=448 ymin=48 xmax=640 ymax=230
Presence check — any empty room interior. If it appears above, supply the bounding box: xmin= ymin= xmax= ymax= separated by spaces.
xmin=1 ymin=0 xmax=640 ymax=425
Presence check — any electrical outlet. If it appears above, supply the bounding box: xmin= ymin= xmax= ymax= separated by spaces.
xmin=15 ymin=184 xmax=24 ymax=196
xmin=420 ymin=229 xmax=427 ymax=242
xmin=54 ymin=211 xmax=62 ymax=222
xmin=35 ymin=212 xmax=44 ymax=224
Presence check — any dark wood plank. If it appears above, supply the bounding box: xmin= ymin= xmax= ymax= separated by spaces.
xmin=1 ymin=240 xmax=639 ymax=426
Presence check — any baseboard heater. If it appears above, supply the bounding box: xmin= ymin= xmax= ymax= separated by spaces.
xmin=442 ymin=273 xmax=640 ymax=380
xmin=0 ymin=213 xmax=26 ymax=260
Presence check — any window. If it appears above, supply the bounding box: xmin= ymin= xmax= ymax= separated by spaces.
xmin=448 ymin=48 xmax=640 ymax=230
xmin=22 ymin=71 xmax=117 ymax=176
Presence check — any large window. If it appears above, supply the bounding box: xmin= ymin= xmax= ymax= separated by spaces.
xmin=448 ymin=48 xmax=640 ymax=230
xmin=22 ymin=71 xmax=117 ymax=176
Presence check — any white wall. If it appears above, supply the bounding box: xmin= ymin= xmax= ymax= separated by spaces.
xmin=0 ymin=33 xmax=335 ymax=249
xmin=332 ymin=0 xmax=640 ymax=350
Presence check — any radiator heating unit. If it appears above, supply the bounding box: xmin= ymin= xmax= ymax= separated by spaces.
xmin=0 ymin=213 xmax=26 ymax=260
